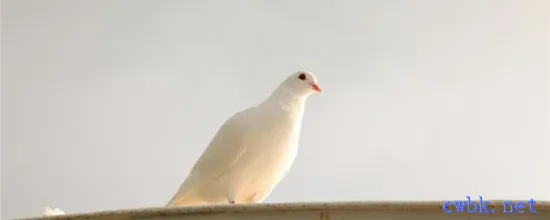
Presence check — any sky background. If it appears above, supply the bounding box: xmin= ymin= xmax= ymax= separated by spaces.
xmin=2 ymin=0 xmax=549 ymax=219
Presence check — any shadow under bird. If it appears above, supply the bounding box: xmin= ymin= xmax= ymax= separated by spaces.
xmin=167 ymin=70 xmax=322 ymax=206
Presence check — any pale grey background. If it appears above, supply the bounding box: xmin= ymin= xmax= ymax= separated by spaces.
xmin=2 ymin=0 xmax=549 ymax=219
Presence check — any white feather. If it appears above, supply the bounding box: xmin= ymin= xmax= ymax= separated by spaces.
xmin=43 ymin=206 xmax=65 ymax=216
xmin=166 ymin=71 xmax=321 ymax=206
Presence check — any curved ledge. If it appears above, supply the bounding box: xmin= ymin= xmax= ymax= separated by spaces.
xmin=16 ymin=200 xmax=550 ymax=220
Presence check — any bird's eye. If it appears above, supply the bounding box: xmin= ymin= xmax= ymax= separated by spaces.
xmin=298 ymin=73 xmax=306 ymax=80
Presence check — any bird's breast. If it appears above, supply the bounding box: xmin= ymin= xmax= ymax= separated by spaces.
xmin=220 ymin=109 xmax=304 ymax=201
xmin=234 ymin=111 xmax=300 ymax=169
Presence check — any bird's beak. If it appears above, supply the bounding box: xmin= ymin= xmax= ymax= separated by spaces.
xmin=310 ymin=82 xmax=322 ymax=93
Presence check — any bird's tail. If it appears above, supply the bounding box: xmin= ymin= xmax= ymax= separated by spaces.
xmin=166 ymin=175 xmax=209 ymax=207
xmin=43 ymin=206 xmax=66 ymax=216
xmin=166 ymin=184 xmax=210 ymax=207
xmin=166 ymin=195 xmax=210 ymax=207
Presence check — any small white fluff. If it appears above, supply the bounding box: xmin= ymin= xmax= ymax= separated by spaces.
xmin=43 ymin=206 xmax=65 ymax=216
xmin=166 ymin=71 xmax=322 ymax=206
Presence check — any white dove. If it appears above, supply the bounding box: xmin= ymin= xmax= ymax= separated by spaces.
xmin=166 ymin=70 xmax=322 ymax=206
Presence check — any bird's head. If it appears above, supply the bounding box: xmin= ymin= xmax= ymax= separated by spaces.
xmin=280 ymin=70 xmax=322 ymax=97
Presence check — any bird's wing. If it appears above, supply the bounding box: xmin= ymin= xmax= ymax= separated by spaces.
xmin=190 ymin=108 xmax=257 ymax=177
xmin=167 ymin=108 xmax=258 ymax=204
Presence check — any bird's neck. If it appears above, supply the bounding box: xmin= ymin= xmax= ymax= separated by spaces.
xmin=260 ymin=86 xmax=307 ymax=112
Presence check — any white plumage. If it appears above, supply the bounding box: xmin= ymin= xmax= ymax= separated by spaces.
xmin=43 ymin=206 xmax=65 ymax=216
xmin=166 ymin=71 xmax=322 ymax=206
